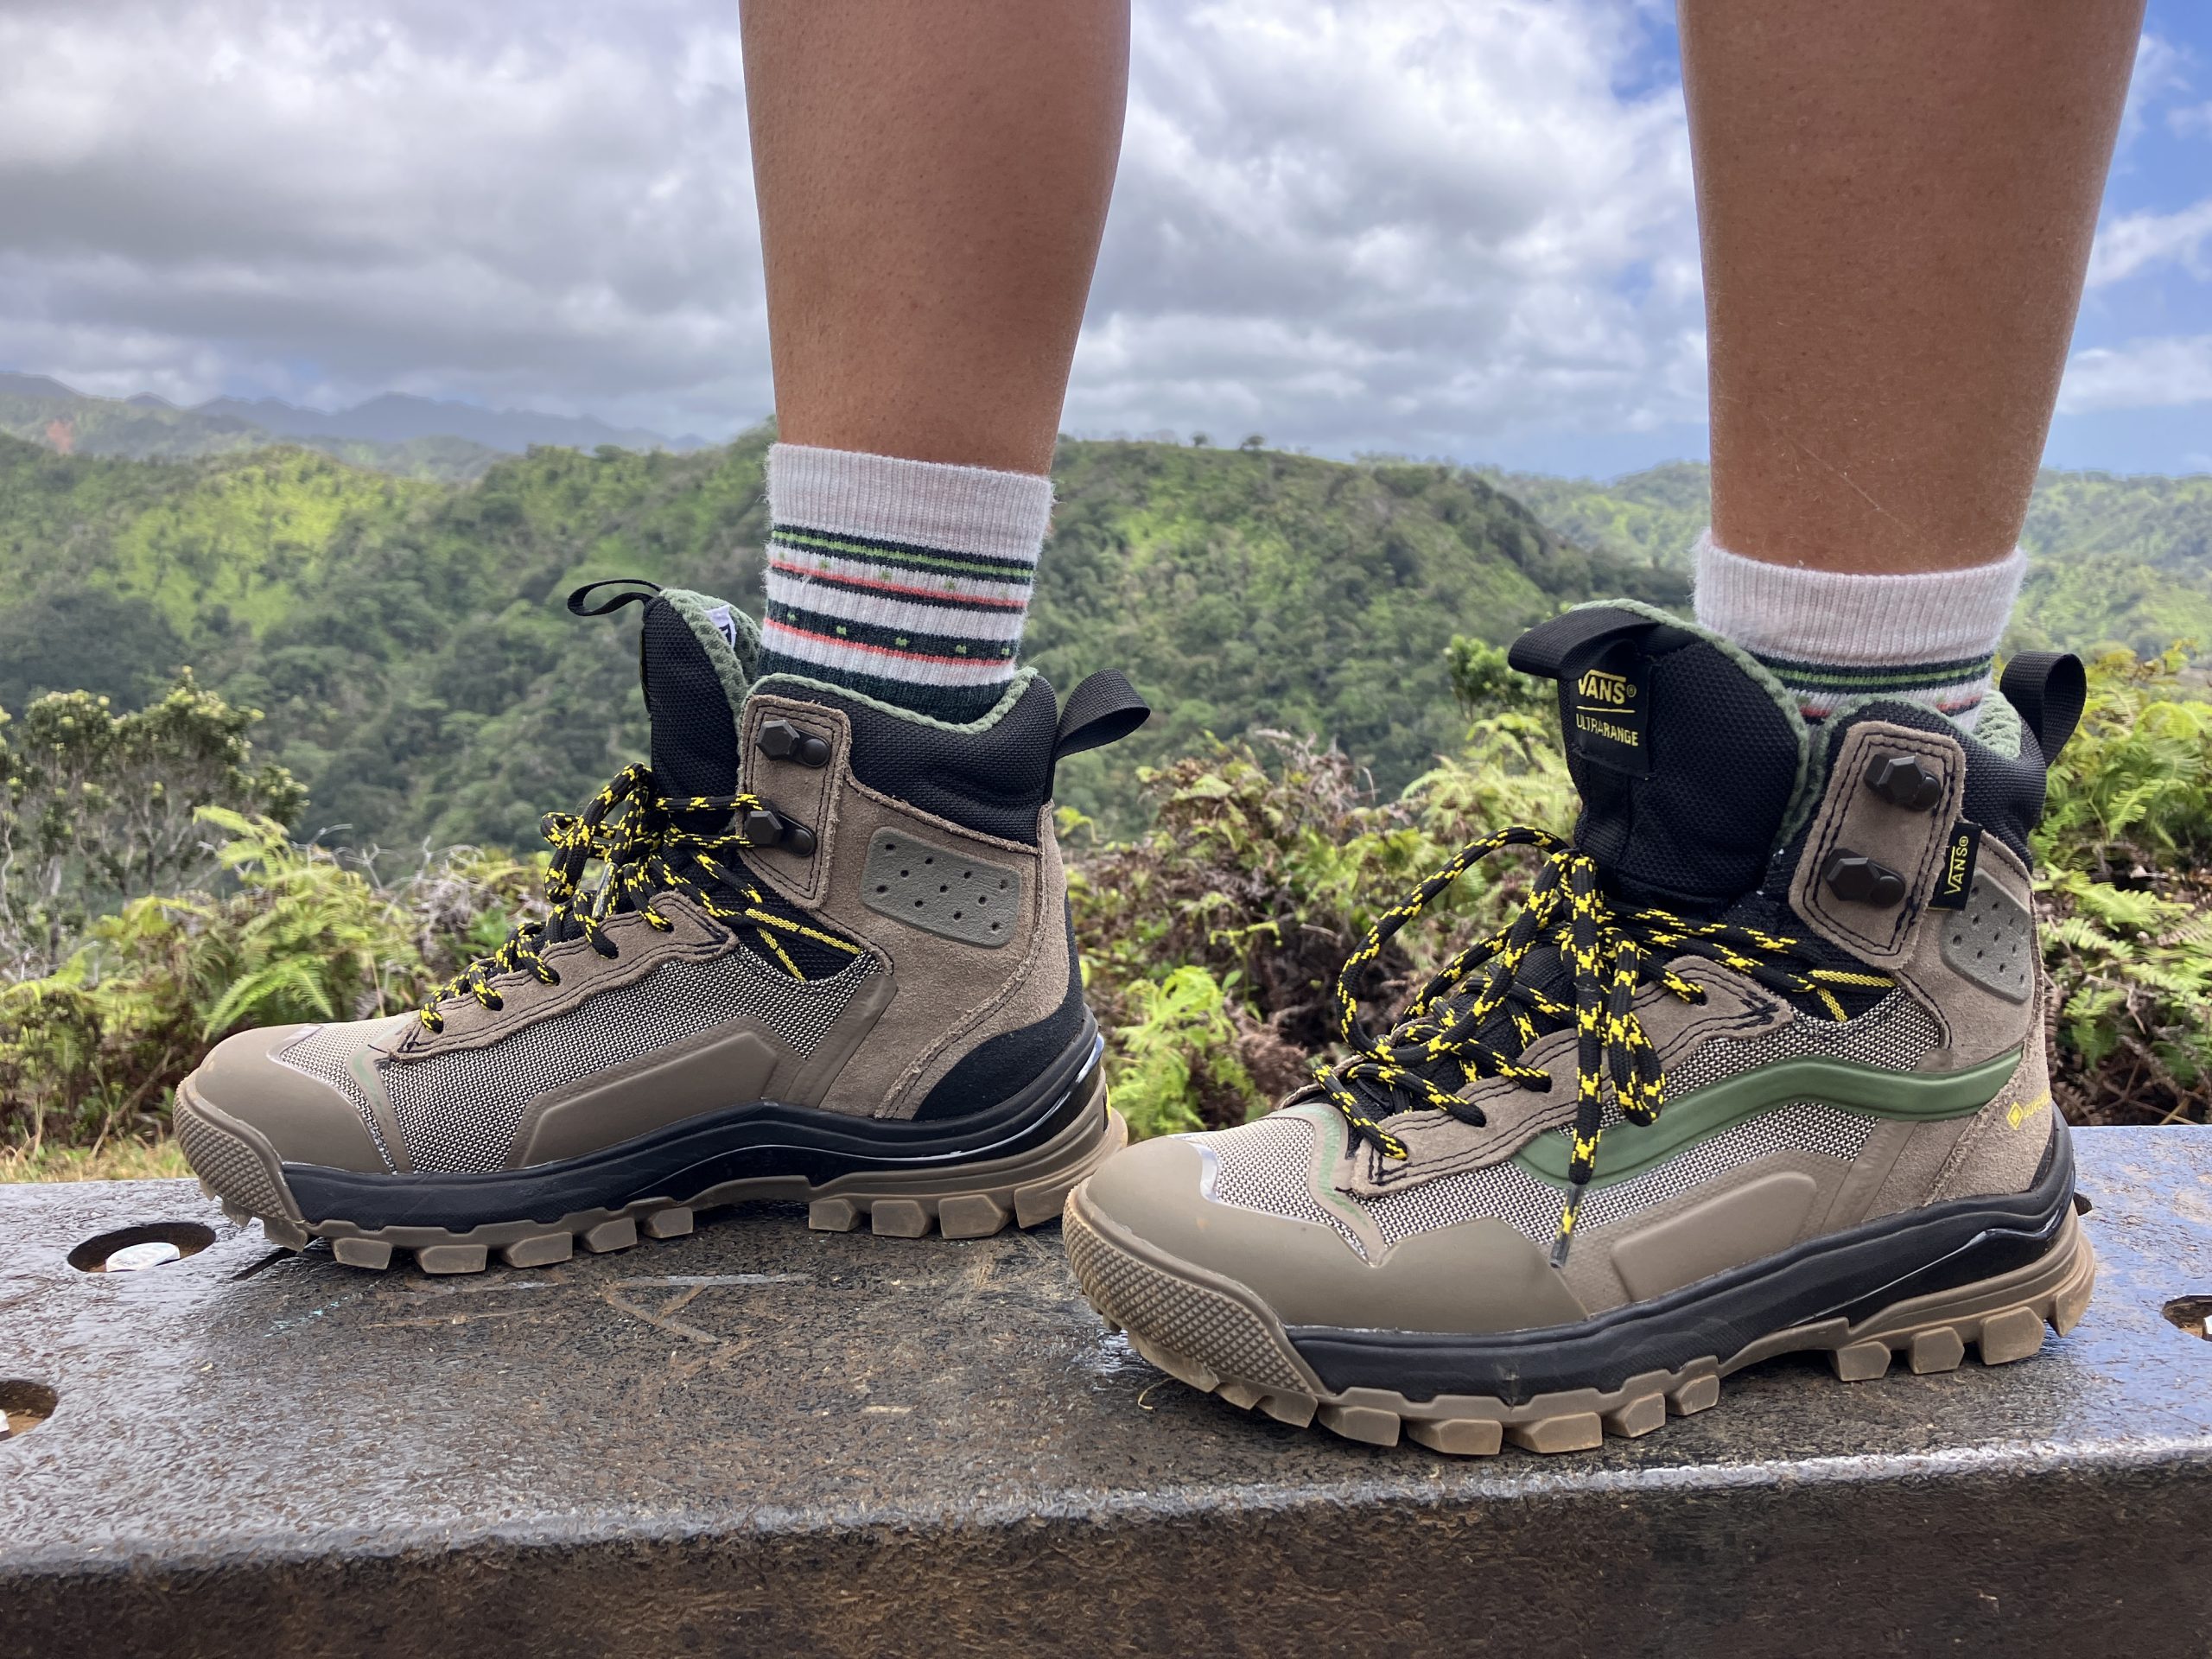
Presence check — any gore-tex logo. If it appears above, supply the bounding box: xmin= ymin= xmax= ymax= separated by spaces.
xmin=706 ymin=604 xmax=740 ymax=650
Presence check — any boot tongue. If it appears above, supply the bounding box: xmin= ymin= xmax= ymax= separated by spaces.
xmin=1509 ymin=604 xmax=1808 ymax=911
xmin=639 ymin=588 xmax=760 ymax=805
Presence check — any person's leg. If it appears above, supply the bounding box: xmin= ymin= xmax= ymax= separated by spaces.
xmin=741 ymin=0 xmax=1127 ymax=721
xmin=1681 ymin=0 xmax=2144 ymax=725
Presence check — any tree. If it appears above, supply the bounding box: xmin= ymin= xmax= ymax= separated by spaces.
xmin=0 ymin=674 xmax=305 ymax=977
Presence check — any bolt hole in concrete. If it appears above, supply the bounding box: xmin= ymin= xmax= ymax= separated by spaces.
xmin=0 ymin=1379 xmax=59 ymax=1440
xmin=2162 ymin=1297 xmax=2212 ymax=1340
xmin=67 ymin=1222 xmax=218 ymax=1274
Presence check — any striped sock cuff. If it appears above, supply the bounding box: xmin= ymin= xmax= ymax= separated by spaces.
xmin=1693 ymin=531 xmax=2025 ymax=732
xmin=760 ymin=444 xmax=1052 ymax=721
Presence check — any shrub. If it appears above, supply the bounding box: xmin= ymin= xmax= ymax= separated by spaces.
xmin=0 ymin=809 xmax=543 ymax=1154
xmin=0 ymin=674 xmax=306 ymax=979
xmin=2035 ymin=647 xmax=2212 ymax=1125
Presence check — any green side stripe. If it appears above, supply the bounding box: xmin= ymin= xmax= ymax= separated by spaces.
xmin=1513 ymin=1048 xmax=2021 ymax=1191
xmin=1762 ymin=662 xmax=1992 ymax=692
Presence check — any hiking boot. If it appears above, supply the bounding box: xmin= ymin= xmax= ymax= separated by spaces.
xmin=1065 ymin=602 xmax=2094 ymax=1454
xmin=176 ymin=579 xmax=1146 ymax=1272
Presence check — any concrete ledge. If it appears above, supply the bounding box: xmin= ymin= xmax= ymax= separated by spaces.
xmin=4 ymin=1126 xmax=2211 ymax=1656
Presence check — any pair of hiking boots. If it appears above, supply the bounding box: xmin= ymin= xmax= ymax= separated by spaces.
xmin=178 ymin=581 xmax=2094 ymax=1455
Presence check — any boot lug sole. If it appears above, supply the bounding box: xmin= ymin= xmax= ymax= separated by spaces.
xmin=176 ymin=1078 xmax=1123 ymax=1276
xmin=1063 ymin=1185 xmax=2096 ymax=1460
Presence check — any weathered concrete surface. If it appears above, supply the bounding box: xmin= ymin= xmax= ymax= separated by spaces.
xmin=3 ymin=1125 xmax=2210 ymax=1658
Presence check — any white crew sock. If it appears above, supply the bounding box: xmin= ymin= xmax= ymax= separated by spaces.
xmin=759 ymin=442 xmax=1053 ymax=722
xmin=1693 ymin=532 xmax=2026 ymax=733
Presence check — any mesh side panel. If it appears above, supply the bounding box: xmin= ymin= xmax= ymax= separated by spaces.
xmin=1576 ymin=1100 xmax=1871 ymax=1233
xmin=1562 ymin=989 xmax=1940 ymax=1135
xmin=277 ymin=1015 xmax=414 ymax=1167
xmin=1205 ymin=1114 xmax=1365 ymax=1255
xmin=385 ymin=949 xmax=878 ymax=1174
xmin=1371 ymin=1100 xmax=1871 ymax=1247
xmin=1667 ymin=989 xmax=1937 ymax=1096
xmin=1370 ymin=1158 xmax=1566 ymax=1248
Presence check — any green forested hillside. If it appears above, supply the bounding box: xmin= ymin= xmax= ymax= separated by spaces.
xmin=1 ymin=429 xmax=2202 ymax=855
xmin=1484 ymin=461 xmax=2212 ymax=660
xmin=0 ymin=430 xmax=1671 ymax=848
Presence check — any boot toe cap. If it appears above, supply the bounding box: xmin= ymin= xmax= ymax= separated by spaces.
xmin=1077 ymin=1115 xmax=1587 ymax=1337
xmin=184 ymin=1024 xmax=390 ymax=1174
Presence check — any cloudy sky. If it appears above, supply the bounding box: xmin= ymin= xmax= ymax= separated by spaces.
xmin=2 ymin=0 xmax=2207 ymax=476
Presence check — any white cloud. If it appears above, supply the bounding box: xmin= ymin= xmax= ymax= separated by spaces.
xmin=0 ymin=1 xmax=768 ymax=431
xmin=1069 ymin=0 xmax=1702 ymax=455
xmin=2120 ymin=31 xmax=2188 ymax=149
xmin=0 ymin=0 xmax=1697 ymax=455
xmin=2058 ymin=333 xmax=2212 ymax=412
xmin=2088 ymin=198 xmax=2212 ymax=288
xmin=3 ymin=1 xmax=2198 ymax=455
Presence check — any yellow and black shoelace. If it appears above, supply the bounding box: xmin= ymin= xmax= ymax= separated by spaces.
xmin=417 ymin=763 xmax=861 ymax=1033
xmin=1314 ymin=825 xmax=1891 ymax=1264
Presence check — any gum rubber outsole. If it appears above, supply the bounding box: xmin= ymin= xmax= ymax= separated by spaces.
xmin=1062 ymin=1185 xmax=2097 ymax=1459
xmin=177 ymin=1083 xmax=1127 ymax=1274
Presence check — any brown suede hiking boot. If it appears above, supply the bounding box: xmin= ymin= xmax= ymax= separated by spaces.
xmin=176 ymin=579 xmax=1146 ymax=1272
xmin=1066 ymin=603 xmax=2094 ymax=1455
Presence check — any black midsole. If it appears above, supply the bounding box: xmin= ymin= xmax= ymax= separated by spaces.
xmin=1287 ymin=1122 xmax=2076 ymax=1405
xmin=283 ymin=1014 xmax=1103 ymax=1231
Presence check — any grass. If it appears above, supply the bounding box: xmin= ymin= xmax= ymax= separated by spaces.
xmin=0 ymin=1138 xmax=191 ymax=1182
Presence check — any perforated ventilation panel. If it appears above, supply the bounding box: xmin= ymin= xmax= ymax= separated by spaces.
xmin=1939 ymin=874 xmax=2034 ymax=1004
xmin=861 ymin=829 xmax=1020 ymax=948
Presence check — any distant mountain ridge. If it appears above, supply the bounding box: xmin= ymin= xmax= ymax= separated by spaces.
xmin=0 ymin=371 xmax=709 ymax=480
xmin=195 ymin=391 xmax=709 ymax=455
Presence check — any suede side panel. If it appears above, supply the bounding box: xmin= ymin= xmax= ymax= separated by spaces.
xmin=891 ymin=807 xmax=1073 ymax=1116
xmin=1862 ymin=1117 xmax=1974 ymax=1223
xmin=737 ymin=693 xmax=851 ymax=909
xmin=1931 ymin=1039 xmax=2056 ymax=1203
xmin=1891 ymin=835 xmax=2041 ymax=1066
xmin=1788 ymin=720 xmax=1966 ymax=968
xmin=746 ymin=766 xmax=1058 ymax=1120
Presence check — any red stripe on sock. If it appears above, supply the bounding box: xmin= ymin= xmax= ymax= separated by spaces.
xmin=764 ymin=616 xmax=1010 ymax=671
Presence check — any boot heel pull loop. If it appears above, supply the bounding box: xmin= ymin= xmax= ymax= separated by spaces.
xmin=1052 ymin=670 xmax=1151 ymax=765
xmin=567 ymin=578 xmax=664 ymax=618
xmin=1998 ymin=652 xmax=2086 ymax=764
